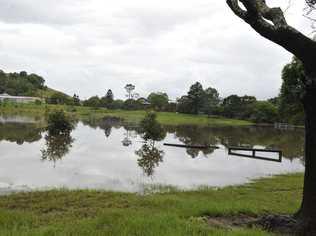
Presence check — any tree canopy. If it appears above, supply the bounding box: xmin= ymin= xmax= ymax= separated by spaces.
xmin=147 ymin=92 xmax=169 ymax=111
xmin=0 ymin=70 xmax=45 ymax=96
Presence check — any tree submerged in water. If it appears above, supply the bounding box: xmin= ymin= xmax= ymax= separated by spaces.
xmin=41 ymin=111 xmax=75 ymax=166
xmin=139 ymin=112 xmax=165 ymax=141
xmin=136 ymin=112 xmax=166 ymax=176
xmin=46 ymin=110 xmax=74 ymax=135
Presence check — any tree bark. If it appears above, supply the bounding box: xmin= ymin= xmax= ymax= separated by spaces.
xmin=295 ymin=76 xmax=316 ymax=235
xmin=225 ymin=1 xmax=316 ymax=234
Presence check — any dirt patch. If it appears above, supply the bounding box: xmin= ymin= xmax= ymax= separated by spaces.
xmin=205 ymin=214 xmax=257 ymax=230
xmin=254 ymin=215 xmax=297 ymax=235
xmin=205 ymin=214 xmax=297 ymax=235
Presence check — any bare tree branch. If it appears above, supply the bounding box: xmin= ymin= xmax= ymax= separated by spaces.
xmin=306 ymin=0 xmax=316 ymax=9
xmin=284 ymin=0 xmax=292 ymax=13
xmin=226 ymin=0 xmax=316 ymax=67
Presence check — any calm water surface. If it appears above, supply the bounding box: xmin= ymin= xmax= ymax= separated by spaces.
xmin=0 ymin=115 xmax=304 ymax=193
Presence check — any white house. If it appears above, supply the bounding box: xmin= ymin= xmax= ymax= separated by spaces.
xmin=0 ymin=93 xmax=43 ymax=103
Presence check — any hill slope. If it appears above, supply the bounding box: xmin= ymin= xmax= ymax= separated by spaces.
xmin=0 ymin=69 xmax=69 ymax=99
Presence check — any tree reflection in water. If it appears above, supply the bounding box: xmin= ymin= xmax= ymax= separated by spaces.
xmin=136 ymin=141 xmax=164 ymax=177
xmin=0 ymin=123 xmax=43 ymax=144
xmin=135 ymin=112 xmax=166 ymax=177
xmin=83 ymin=117 xmax=305 ymax=163
xmin=41 ymin=132 xmax=74 ymax=166
xmin=122 ymin=129 xmax=132 ymax=147
xmin=41 ymin=112 xmax=75 ymax=167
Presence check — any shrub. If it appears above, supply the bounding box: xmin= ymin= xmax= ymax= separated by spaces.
xmin=47 ymin=111 xmax=74 ymax=135
xmin=140 ymin=112 xmax=165 ymax=141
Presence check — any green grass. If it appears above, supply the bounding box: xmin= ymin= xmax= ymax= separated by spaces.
xmin=0 ymin=103 xmax=253 ymax=126
xmin=0 ymin=174 xmax=303 ymax=235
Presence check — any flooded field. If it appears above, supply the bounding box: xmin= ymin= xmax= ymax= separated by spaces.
xmin=0 ymin=116 xmax=304 ymax=193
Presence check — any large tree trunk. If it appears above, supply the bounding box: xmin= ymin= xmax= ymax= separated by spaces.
xmin=296 ymin=78 xmax=316 ymax=235
xmin=225 ymin=1 xmax=316 ymax=234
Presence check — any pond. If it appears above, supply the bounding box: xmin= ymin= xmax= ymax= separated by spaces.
xmin=0 ymin=115 xmax=304 ymax=194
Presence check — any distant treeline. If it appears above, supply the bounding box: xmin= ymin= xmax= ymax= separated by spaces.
xmin=0 ymin=58 xmax=304 ymax=125
xmin=76 ymin=58 xmax=303 ymax=125
xmin=0 ymin=70 xmax=45 ymax=96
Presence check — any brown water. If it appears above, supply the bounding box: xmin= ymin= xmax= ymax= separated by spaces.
xmin=0 ymin=116 xmax=304 ymax=193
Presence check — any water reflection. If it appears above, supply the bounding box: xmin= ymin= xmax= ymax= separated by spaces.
xmin=166 ymin=125 xmax=305 ymax=161
xmin=135 ymin=112 xmax=166 ymax=176
xmin=41 ymin=132 xmax=74 ymax=166
xmin=0 ymin=123 xmax=43 ymax=144
xmin=169 ymin=126 xmax=218 ymax=158
xmin=136 ymin=141 xmax=164 ymax=177
xmin=82 ymin=118 xmax=305 ymax=162
xmin=41 ymin=114 xmax=75 ymax=166
xmin=0 ymin=115 xmax=305 ymax=192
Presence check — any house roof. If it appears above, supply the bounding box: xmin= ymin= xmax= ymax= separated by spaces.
xmin=0 ymin=93 xmax=10 ymax=96
xmin=0 ymin=93 xmax=41 ymax=99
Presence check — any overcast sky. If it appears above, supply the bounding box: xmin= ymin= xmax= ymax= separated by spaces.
xmin=0 ymin=0 xmax=312 ymax=100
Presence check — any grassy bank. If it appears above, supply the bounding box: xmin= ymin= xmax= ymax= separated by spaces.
xmin=0 ymin=103 xmax=253 ymax=126
xmin=0 ymin=174 xmax=303 ymax=235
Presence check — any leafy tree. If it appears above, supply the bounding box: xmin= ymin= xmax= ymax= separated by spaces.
xmin=83 ymin=96 xmax=102 ymax=108
xmin=279 ymin=58 xmax=305 ymax=125
xmin=268 ymin=97 xmax=280 ymax=106
xmin=188 ymin=82 xmax=205 ymax=114
xmin=251 ymin=101 xmax=278 ymax=123
xmin=125 ymin=84 xmax=136 ymax=100
xmin=46 ymin=111 xmax=74 ymax=136
xmin=0 ymin=70 xmax=6 ymax=93
xmin=139 ymin=112 xmax=166 ymax=141
xmin=124 ymin=84 xmax=140 ymax=109
xmin=26 ymin=74 xmax=45 ymax=89
xmin=136 ymin=112 xmax=166 ymax=176
xmin=0 ymin=70 xmax=46 ymax=96
xmin=222 ymin=95 xmax=256 ymax=119
xmin=42 ymin=112 xmax=74 ymax=166
xmin=222 ymin=95 xmax=242 ymax=118
xmin=177 ymin=82 xmax=220 ymax=115
xmin=147 ymin=92 xmax=169 ymax=111
xmin=176 ymin=95 xmax=194 ymax=114
xmin=111 ymin=99 xmax=124 ymax=110
xmin=240 ymin=96 xmax=257 ymax=119
xmin=19 ymin=71 xmax=28 ymax=77
xmin=123 ymin=99 xmax=139 ymax=110
xmin=101 ymin=89 xmax=114 ymax=108
xmin=105 ymin=89 xmax=114 ymax=102
xmin=165 ymin=102 xmax=177 ymax=112
xmin=73 ymin=94 xmax=81 ymax=106
xmin=202 ymin=87 xmax=220 ymax=115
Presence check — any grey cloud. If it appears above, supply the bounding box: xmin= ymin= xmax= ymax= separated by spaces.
xmin=0 ymin=0 xmax=87 ymax=25
xmin=0 ymin=0 xmax=309 ymax=101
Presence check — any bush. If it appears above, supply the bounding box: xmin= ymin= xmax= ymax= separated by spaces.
xmin=83 ymin=96 xmax=101 ymax=108
xmin=251 ymin=101 xmax=278 ymax=123
xmin=47 ymin=111 xmax=74 ymax=135
xmin=140 ymin=112 xmax=165 ymax=141
xmin=35 ymin=100 xmax=42 ymax=105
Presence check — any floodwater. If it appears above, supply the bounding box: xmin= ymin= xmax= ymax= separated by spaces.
xmin=0 ymin=115 xmax=304 ymax=193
